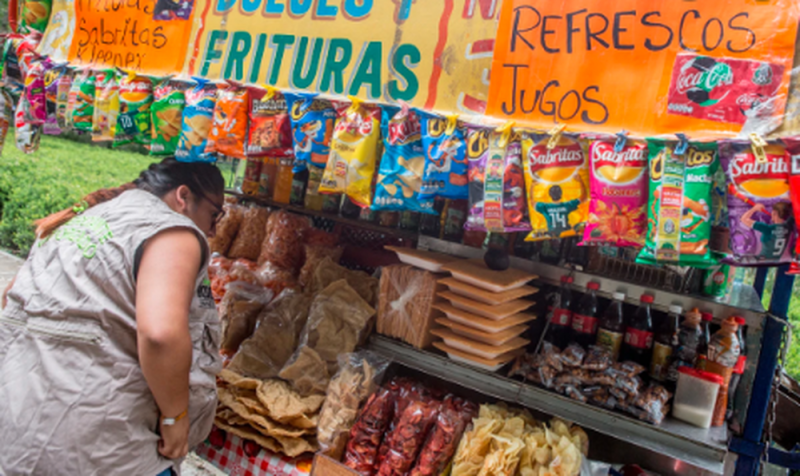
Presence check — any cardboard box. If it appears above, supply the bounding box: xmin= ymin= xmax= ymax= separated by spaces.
xmin=311 ymin=454 xmax=360 ymax=476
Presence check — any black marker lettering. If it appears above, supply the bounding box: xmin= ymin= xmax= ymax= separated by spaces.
xmin=727 ymin=12 xmax=756 ymax=53
xmin=582 ymin=86 xmax=609 ymax=125
xmin=511 ymin=5 xmax=540 ymax=53
xmin=613 ymin=10 xmax=635 ymax=50
xmin=679 ymin=9 xmax=700 ymax=52
xmin=541 ymin=15 xmax=561 ymax=53
xmin=585 ymin=13 xmax=609 ymax=51
xmin=566 ymin=9 xmax=587 ymax=53
xmin=641 ymin=11 xmax=673 ymax=51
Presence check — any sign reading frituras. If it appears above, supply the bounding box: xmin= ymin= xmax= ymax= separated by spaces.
xmin=486 ymin=0 xmax=800 ymax=138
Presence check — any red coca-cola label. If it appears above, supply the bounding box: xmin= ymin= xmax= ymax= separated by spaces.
xmin=667 ymin=54 xmax=784 ymax=125
xmin=551 ymin=308 xmax=572 ymax=326
xmin=734 ymin=355 xmax=747 ymax=374
xmin=572 ymin=314 xmax=599 ymax=335
xmin=527 ymin=143 xmax=584 ymax=175
xmin=624 ymin=327 xmax=653 ymax=350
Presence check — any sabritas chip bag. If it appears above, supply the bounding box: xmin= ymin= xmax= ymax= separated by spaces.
xmin=24 ymin=58 xmax=48 ymax=125
xmin=319 ymin=98 xmax=381 ymax=208
xmin=783 ymin=138 xmax=800 ymax=274
xmin=176 ymin=78 xmax=217 ymax=163
xmin=150 ymin=78 xmax=185 ymax=156
xmin=637 ymin=139 xmax=717 ymax=267
xmin=246 ymin=86 xmax=290 ymax=156
xmin=285 ymin=92 xmax=336 ymax=172
xmin=114 ymin=71 xmax=153 ymax=147
xmin=373 ymin=104 xmax=434 ymax=214
xmin=205 ymin=84 xmax=248 ymax=159
xmin=56 ymin=68 xmax=72 ymax=130
xmin=419 ymin=112 xmax=468 ymax=200
xmin=43 ymin=62 xmax=66 ymax=135
xmin=582 ymin=136 xmax=649 ymax=247
xmin=719 ymin=140 xmax=794 ymax=265
xmin=66 ymin=69 xmax=95 ymax=132
xmin=465 ymin=123 xmax=530 ymax=232
xmin=92 ymin=69 xmax=119 ymax=142
xmin=521 ymin=132 xmax=589 ymax=240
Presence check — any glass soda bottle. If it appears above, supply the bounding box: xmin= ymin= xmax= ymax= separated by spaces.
xmin=726 ymin=316 xmax=747 ymax=419
xmin=596 ymin=291 xmax=626 ymax=361
xmin=696 ymin=311 xmax=713 ymax=367
xmin=545 ymin=276 xmax=575 ymax=350
xmin=572 ymin=281 xmax=600 ymax=349
xmin=622 ymin=294 xmax=654 ymax=368
xmin=667 ymin=307 xmax=703 ymax=384
xmin=650 ymin=304 xmax=681 ymax=382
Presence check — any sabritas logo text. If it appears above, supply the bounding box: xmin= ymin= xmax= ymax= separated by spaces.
xmin=730 ymin=152 xmax=788 ymax=183
xmin=527 ymin=144 xmax=583 ymax=175
xmin=592 ymin=142 xmax=647 ymax=184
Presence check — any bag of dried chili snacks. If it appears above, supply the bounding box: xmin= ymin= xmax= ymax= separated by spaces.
xmin=257 ymin=209 xmax=311 ymax=271
xmin=376 ymin=378 xmax=429 ymax=467
xmin=377 ymin=398 xmax=440 ymax=476
xmin=408 ymin=396 xmax=478 ymax=476
xmin=343 ymin=387 xmax=396 ymax=476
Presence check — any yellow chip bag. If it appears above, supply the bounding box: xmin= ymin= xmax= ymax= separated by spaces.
xmin=91 ymin=69 xmax=119 ymax=142
xmin=319 ymin=98 xmax=381 ymax=208
xmin=521 ymin=131 xmax=589 ymax=241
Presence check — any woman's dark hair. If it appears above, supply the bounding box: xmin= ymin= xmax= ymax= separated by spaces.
xmin=35 ymin=158 xmax=225 ymax=239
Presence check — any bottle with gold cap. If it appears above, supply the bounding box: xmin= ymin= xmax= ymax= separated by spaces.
xmin=705 ymin=316 xmax=741 ymax=427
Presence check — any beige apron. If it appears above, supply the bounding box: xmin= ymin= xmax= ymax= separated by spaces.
xmin=0 ymin=189 xmax=221 ymax=476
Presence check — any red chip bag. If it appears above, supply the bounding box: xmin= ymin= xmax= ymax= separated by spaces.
xmin=205 ymin=84 xmax=249 ymax=159
xmin=246 ymin=86 xmax=291 ymax=157
xmin=784 ymin=137 xmax=800 ymax=273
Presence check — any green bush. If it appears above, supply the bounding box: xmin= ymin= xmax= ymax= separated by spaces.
xmin=0 ymin=135 xmax=158 ymax=255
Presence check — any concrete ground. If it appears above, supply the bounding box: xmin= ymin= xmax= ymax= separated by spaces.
xmin=0 ymin=250 xmax=22 ymax=293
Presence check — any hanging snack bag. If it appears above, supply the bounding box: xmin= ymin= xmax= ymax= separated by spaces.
xmin=373 ymin=104 xmax=434 ymax=214
xmin=66 ymin=68 xmax=96 ymax=132
xmin=419 ymin=112 xmax=468 ymax=200
xmin=246 ymin=86 xmax=290 ymax=156
xmin=285 ymin=92 xmax=336 ymax=172
xmin=465 ymin=123 xmax=530 ymax=232
xmin=637 ymin=139 xmax=717 ymax=267
xmin=24 ymin=58 xmax=48 ymax=125
xmin=319 ymin=98 xmax=381 ymax=208
xmin=521 ymin=131 xmax=590 ymax=240
xmin=150 ymin=78 xmax=185 ymax=156
xmin=205 ymin=83 xmax=248 ymax=159
xmin=21 ymin=0 xmax=52 ymax=33
xmin=0 ymin=88 xmax=14 ymax=155
xmin=92 ymin=70 xmax=120 ymax=142
xmin=43 ymin=63 xmax=66 ymax=135
xmin=783 ymin=138 xmax=800 ymax=274
xmin=581 ymin=136 xmax=649 ymax=247
xmin=719 ymin=139 xmax=793 ymax=265
xmin=15 ymin=96 xmax=42 ymax=154
xmin=114 ymin=71 xmax=153 ymax=147
xmin=176 ymin=78 xmax=217 ymax=163
xmin=55 ymin=68 xmax=73 ymax=130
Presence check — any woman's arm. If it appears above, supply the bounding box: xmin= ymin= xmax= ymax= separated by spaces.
xmin=2 ymin=274 xmax=16 ymax=309
xmin=136 ymin=228 xmax=203 ymax=460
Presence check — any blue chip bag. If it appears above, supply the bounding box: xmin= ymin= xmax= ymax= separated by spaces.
xmin=373 ymin=104 xmax=435 ymax=214
xmin=419 ymin=111 xmax=469 ymax=200
xmin=285 ymin=92 xmax=336 ymax=173
xmin=176 ymin=78 xmax=217 ymax=163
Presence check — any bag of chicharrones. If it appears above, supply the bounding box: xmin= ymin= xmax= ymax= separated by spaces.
xmin=521 ymin=131 xmax=590 ymax=241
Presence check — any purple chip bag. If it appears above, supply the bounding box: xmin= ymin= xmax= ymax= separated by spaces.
xmin=24 ymin=58 xmax=49 ymax=125
xmin=465 ymin=125 xmax=530 ymax=233
xmin=43 ymin=63 xmax=66 ymax=135
xmin=719 ymin=140 xmax=795 ymax=265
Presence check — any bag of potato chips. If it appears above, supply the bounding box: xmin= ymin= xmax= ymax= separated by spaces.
xmin=783 ymin=138 xmax=800 ymax=274
xmin=66 ymin=68 xmax=95 ymax=132
xmin=521 ymin=132 xmax=590 ymax=241
xmin=246 ymin=86 xmax=290 ymax=157
xmin=21 ymin=0 xmax=52 ymax=33
xmin=581 ymin=136 xmax=649 ymax=247
xmin=419 ymin=112 xmax=469 ymax=200
xmin=465 ymin=123 xmax=530 ymax=233
xmin=373 ymin=104 xmax=434 ymax=214
xmin=719 ymin=139 xmax=794 ymax=265
xmin=24 ymin=58 xmax=48 ymax=125
xmin=92 ymin=69 xmax=119 ymax=142
xmin=176 ymin=78 xmax=217 ymax=163
xmin=205 ymin=83 xmax=248 ymax=159
xmin=319 ymin=98 xmax=381 ymax=208
xmin=150 ymin=78 xmax=185 ymax=156
xmin=15 ymin=95 xmax=41 ymax=154
xmin=637 ymin=139 xmax=717 ymax=267
xmin=56 ymin=68 xmax=72 ymax=130
xmin=114 ymin=71 xmax=153 ymax=147
xmin=285 ymin=92 xmax=336 ymax=172
xmin=43 ymin=62 xmax=66 ymax=135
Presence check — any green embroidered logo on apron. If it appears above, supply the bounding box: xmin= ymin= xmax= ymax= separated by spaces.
xmin=47 ymin=215 xmax=113 ymax=259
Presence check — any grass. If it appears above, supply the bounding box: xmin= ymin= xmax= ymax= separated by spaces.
xmin=0 ymin=134 xmax=158 ymax=255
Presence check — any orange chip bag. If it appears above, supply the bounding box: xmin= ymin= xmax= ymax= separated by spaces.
xmin=522 ymin=131 xmax=589 ymax=241
xmin=205 ymin=84 xmax=249 ymax=159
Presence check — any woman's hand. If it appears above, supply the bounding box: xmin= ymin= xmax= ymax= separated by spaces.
xmin=158 ymin=416 xmax=190 ymax=460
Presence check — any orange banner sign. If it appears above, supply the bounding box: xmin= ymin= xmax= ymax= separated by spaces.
xmin=486 ymin=0 xmax=800 ymax=138
xmin=67 ymin=0 xmax=193 ymax=73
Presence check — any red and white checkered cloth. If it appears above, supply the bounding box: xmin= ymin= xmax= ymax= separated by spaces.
xmin=195 ymin=426 xmax=313 ymax=476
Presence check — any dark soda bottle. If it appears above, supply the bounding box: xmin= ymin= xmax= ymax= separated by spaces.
xmin=696 ymin=311 xmax=713 ymax=367
xmin=727 ymin=316 xmax=747 ymax=419
xmin=667 ymin=307 xmax=703 ymax=384
xmin=650 ymin=304 xmax=681 ymax=383
xmin=340 ymin=196 xmax=361 ymax=219
xmin=545 ymin=276 xmax=574 ymax=350
xmin=596 ymin=291 xmax=626 ymax=361
xmin=572 ymin=281 xmax=600 ymax=349
xmin=622 ymin=294 xmax=654 ymax=368
xmin=289 ymin=167 xmax=309 ymax=206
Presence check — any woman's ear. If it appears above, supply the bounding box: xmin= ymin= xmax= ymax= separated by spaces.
xmin=174 ymin=185 xmax=192 ymax=213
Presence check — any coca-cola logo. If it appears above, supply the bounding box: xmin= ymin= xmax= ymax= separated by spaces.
xmin=676 ymin=62 xmax=733 ymax=95
xmin=388 ymin=111 xmax=421 ymax=146
xmin=527 ymin=143 xmax=584 ymax=174
xmin=736 ymin=93 xmax=766 ymax=112
xmin=729 ymin=152 xmax=788 ymax=183
xmin=592 ymin=142 xmax=647 ymax=169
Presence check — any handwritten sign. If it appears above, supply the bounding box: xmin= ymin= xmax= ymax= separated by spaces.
xmin=486 ymin=0 xmax=800 ymax=137
xmin=67 ymin=0 xmax=193 ymax=73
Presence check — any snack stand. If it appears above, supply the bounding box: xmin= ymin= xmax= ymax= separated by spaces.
xmin=4 ymin=0 xmax=800 ymax=475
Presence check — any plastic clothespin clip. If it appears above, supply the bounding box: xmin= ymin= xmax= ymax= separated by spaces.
xmin=445 ymin=113 xmax=459 ymax=135
xmin=496 ymin=121 xmax=515 ymax=148
xmin=260 ymin=84 xmax=278 ymax=102
xmin=547 ymin=124 xmax=566 ymax=150
xmin=347 ymin=95 xmax=363 ymax=112
xmin=614 ymin=131 xmax=628 ymax=153
xmin=675 ymin=133 xmax=689 ymax=155
xmin=749 ymin=133 xmax=768 ymax=163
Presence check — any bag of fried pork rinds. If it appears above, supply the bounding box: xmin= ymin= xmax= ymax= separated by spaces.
xmin=377 ymin=264 xmax=444 ymax=349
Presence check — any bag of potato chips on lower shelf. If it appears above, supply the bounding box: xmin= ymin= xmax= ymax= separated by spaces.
xmin=176 ymin=78 xmax=217 ymax=163
xmin=150 ymin=77 xmax=185 ymax=156
xmin=66 ymin=68 xmax=96 ymax=132
xmin=114 ymin=71 xmax=153 ymax=147
xmin=92 ymin=69 xmax=119 ymax=142
xmin=637 ymin=138 xmax=717 ymax=268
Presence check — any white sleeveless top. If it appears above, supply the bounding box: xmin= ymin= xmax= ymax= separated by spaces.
xmin=0 ymin=189 xmax=221 ymax=476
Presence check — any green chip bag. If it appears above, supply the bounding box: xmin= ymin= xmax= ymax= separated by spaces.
xmin=66 ymin=69 xmax=96 ymax=132
xmin=114 ymin=71 xmax=153 ymax=147
xmin=150 ymin=78 xmax=184 ymax=156
xmin=21 ymin=0 xmax=52 ymax=33
xmin=637 ymin=139 xmax=718 ymax=268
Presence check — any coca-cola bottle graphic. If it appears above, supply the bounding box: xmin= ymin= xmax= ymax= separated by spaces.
xmin=572 ymin=282 xmax=600 ymax=349
xmin=622 ymin=294 xmax=655 ymax=368
xmin=545 ymin=276 xmax=574 ymax=350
